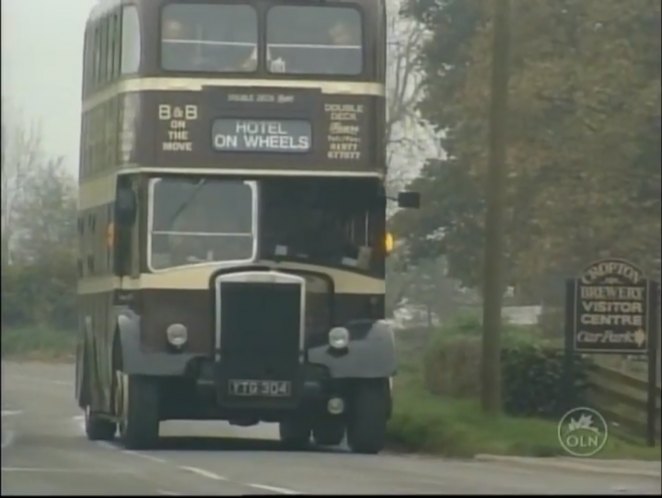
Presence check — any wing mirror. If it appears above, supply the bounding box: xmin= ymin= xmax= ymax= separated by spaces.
xmin=396 ymin=191 xmax=420 ymax=209
xmin=115 ymin=183 xmax=137 ymax=227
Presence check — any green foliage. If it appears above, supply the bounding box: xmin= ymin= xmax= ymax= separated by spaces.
xmin=388 ymin=392 xmax=567 ymax=457
xmin=1 ymin=252 xmax=77 ymax=330
xmin=387 ymin=379 xmax=660 ymax=459
xmin=425 ymin=335 xmax=482 ymax=398
xmin=423 ymin=315 xmax=586 ymax=417
xmin=1 ymin=118 xmax=78 ymax=332
xmin=389 ymin=323 xmax=659 ymax=459
xmin=1 ymin=326 xmax=76 ymax=360
xmin=396 ymin=0 xmax=662 ymax=294
xmin=501 ymin=345 xmax=590 ymax=419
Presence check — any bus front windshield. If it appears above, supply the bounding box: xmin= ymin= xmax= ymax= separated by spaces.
xmin=260 ymin=178 xmax=383 ymax=273
xmin=149 ymin=178 xmax=256 ymax=271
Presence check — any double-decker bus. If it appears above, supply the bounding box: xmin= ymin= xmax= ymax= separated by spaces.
xmin=75 ymin=0 xmax=419 ymax=454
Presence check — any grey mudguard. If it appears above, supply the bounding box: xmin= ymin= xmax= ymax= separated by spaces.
xmin=116 ymin=310 xmax=194 ymax=376
xmin=307 ymin=320 xmax=397 ymax=378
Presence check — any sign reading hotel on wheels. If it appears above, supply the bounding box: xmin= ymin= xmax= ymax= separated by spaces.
xmin=570 ymin=258 xmax=650 ymax=354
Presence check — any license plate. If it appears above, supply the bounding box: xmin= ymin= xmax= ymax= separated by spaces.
xmin=228 ymin=379 xmax=292 ymax=397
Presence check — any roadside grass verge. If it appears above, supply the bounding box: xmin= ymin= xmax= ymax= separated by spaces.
xmin=1 ymin=326 xmax=76 ymax=362
xmin=387 ymin=322 xmax=660 ymax=460
xmin=386 ymin=378 xmax=661 ymax=460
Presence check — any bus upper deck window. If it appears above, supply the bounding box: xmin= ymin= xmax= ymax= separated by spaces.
xmin=161 ymin=4 xmax=258 ymax=73
xmin=121 ymin=6 xmax=141 ymax=74
xmin=266 ymin=6 xmax=363 ymax=76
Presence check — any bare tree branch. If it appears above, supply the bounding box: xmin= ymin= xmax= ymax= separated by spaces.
xmin=1 ymin=102 xmax=44 ymax=267
xmin=385 ymin=0 xmax=439 ymax=193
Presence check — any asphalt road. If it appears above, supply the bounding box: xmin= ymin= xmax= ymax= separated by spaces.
xmin=2 ymin=361 xmax=660 ymax=496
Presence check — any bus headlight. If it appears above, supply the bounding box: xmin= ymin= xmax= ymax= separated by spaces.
xmin=166 ymin=323 xmax=188 ymax=348
xmin=328 ymin=327 xmax=350 ymax=350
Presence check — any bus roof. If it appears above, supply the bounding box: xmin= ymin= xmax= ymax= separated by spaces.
xmin=88 ymin=0 xmax=384 ymax=23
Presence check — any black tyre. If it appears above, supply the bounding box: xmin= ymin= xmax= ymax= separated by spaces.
xmin=115 ymin=371 xmax=160 ymax=450
xmin=279 ymin=417 xmax=311 ymax=449
xmin=81 ymin=348 xmax=116 ymax=441
xmin=312 ymin=416 xmax=345 ymax=446
xmin=75 ymin=342 xmax=87 ymax=409
xmin=347 ymin=379 xmax=390 ymax=455
xmin=84 ymin=406 xmax=116 ymax=441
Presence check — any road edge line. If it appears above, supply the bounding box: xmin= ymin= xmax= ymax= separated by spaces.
xmin=473 ymin=454 xmax=661 ymax=479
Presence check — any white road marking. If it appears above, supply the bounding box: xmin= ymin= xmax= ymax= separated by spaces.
xmin=68 ymin=413 xmax=298 ymax=494
xmin=72 ymin=414 xmax=86 ymax=434
xmin=1 ymin=410 xmax=23 ymax=417
xmin=179 ymin=465 xmax=227 ymax=481
xmin=123 ymin=450 xmax=167 ymax=464
xmin=71 ymin=416 xmax=165 ymax=465
xmin=8 ymin=375 xmax=71 ymax=386
xmin=1 ymin=467 xmax=130 ymax=474
xmin=248 ymin=483 xmax=300 ymax=495
xmin=1 ymin=431 xmax=15 ymax=450
xmin=96 ymin=441 xmax=116 ymax=450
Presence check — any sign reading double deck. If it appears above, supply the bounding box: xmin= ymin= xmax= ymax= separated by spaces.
xmin=571 ymin=258 xmax=650 ymax=354
xmin=212 ymin=118 xmax=311 ymax=153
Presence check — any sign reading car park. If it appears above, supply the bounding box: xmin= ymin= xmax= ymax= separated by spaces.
xmin=570 ymin=258 xmax=650 ymax=354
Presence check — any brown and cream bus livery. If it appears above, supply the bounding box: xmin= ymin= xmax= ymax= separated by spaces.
xmin=75 ymin=0 xmax=419 ymax=454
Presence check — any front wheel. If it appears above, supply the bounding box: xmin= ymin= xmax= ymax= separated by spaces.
xmin=347 ymin=379 xmax=390 ymax=454
xmin=84 ymin=406 xmax=116 ymax=441
xmin=279 ymin=417 xmax=311 ymax=450
xmin=80 ymin=348 xmax=115 ymax=441
xmin=312 ymin=416 xmax=345 ymax=446
xmin=114 ymin=371 xmax=160 ymax=450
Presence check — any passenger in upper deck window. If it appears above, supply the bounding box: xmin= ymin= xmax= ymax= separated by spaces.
xmin=321 ymin=20 xmax=361 ymax=75
xmin=163 ymin=17 xmax=220 ymax=71
xmin=163 ymin=19 xmax=186 ymax=40
xmin=240 ymin=47 xmax=285 ymax=73
xmin=162 ymin=18 xmax=208 ymax=71
xmin=329 ymin=20 xmax=355 ymax=46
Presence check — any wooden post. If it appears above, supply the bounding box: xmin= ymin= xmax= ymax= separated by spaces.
xmin=563 ymin=278 xmax=576 ymax=413
xmin=646 ymin=281 xmax=659 ymax=446
xmin=481 ymin=0 xmax=512 ymax=414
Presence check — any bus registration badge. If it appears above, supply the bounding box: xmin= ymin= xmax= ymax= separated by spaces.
xmin=228 ymin=379 xmax=292 ymax=397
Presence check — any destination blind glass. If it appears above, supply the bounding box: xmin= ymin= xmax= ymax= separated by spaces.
xmin=161 ymin=4 xmax=258 ymax=72
xmin=212 ymin=119 xmax=312 ymax=154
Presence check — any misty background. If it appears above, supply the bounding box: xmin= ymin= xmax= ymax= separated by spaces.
xmin=2 ymin=0 xmax=95 ymax=174
xmin=1 ymin=0 xmax=660 ymax=339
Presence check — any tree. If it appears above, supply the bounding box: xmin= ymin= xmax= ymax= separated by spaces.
xmin=1 ymin=102 xmax=43 ymax=268
xmin=13 ymin=158 xmax=77 ymax=266
xmin=397 ymin=0 xmax=661 ymax=299
xmin=385 ymin=0 xmax=440 ymax=195
xmin=1 ymin=103 xmax=78 ymax=330
xmin=386 ymin=241 xmax=477 ymax=325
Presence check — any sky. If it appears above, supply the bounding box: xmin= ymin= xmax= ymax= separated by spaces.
xmin=1 ymin=0 xmax=95 ymax=177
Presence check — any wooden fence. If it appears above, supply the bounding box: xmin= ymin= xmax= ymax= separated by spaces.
xmin=586 ymin=362 xmax=661 ymax=444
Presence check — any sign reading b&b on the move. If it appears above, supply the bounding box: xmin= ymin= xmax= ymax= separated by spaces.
xmin=570 ymin=258 xmax=650 ymax=354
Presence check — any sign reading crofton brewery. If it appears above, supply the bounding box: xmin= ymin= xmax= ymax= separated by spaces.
xmin=571 ymin=258 xmax=649 ymax=354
